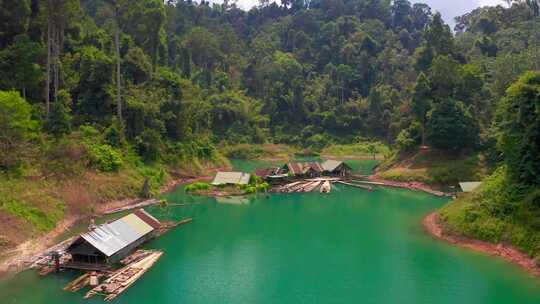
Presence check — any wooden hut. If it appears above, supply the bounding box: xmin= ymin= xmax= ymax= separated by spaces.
xmin=65 ymin=209 xmax=161 ymax=270
xmin=283 ymin=162 xmax=324 ymax=178
xmin=254 ymin=167 xmax=288 ymax=184
xmin=211 ymin=172 xmax=251 ymax=186
xmin=321 ymin=160 xmax=352 ymax=177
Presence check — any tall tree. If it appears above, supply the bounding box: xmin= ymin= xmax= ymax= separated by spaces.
xmin=411 ymin=73 xmax=431 ymax=145
xmin=497 ymin=71 xmax=540 ymax=187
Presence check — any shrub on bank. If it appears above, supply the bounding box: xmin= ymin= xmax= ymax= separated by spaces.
xmin=440 ymin=167 xmax=540 ymax=259
xmin=87 ymin=144 xmax=123 ymax=172
xmin=185 ymin=182 xmax=211 ymax=192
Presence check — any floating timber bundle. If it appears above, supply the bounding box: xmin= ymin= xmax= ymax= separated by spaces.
xmin=85 ymin=250 xmax=163 ymax=302
xmin=273 ymin=177 xmax=376 ymax=194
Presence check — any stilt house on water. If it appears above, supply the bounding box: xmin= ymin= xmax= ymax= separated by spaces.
xmin=65 ymin=209 xmax=161 ymax=270
xmin=321 ymin=160 xmax=352 ymax=177
xmin=282 ymin=162 xmax=324 ymax=178
xmin=254 ymin=167 xmax=288 ymax=184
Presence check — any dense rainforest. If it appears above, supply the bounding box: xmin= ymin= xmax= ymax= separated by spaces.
xmin=0 ymin=0 xmax=539 ymax=260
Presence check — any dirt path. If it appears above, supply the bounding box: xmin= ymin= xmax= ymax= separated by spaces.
xmin=423 ymin=212 xmax=540 ymax=277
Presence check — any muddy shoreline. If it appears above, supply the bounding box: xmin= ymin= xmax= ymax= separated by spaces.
xmin=423 ymin=212 xmax=540 ymax=277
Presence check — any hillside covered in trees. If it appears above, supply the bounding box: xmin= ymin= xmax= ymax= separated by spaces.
xmin=0 ymin=0 xmax=539 ymax=259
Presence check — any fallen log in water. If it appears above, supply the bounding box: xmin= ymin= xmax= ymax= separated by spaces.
xmin=104 ymin=199 xmax=161 ymax=215
xmin=336 ymin=181 xmax=374 ymax=191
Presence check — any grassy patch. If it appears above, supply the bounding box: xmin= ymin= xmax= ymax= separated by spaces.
xmin=321 ymin=142 xmax=391 ymax=159
xmin=221 ymin=144 xmax=297 ymax=161
xmin=0 ymin=199 xmax=64 ymax=232
xmin=377 ymin=150 xmax=488 ymax=186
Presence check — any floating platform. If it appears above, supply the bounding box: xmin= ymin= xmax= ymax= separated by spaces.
xmin=85 ymin=250 xmax=163 ymax=302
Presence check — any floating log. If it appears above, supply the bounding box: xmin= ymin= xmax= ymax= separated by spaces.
xmin=302 ymin=181 xmax=322 ymax=192
xmin=64 ymin=273 xmax=91 ymax=292
xmin=38 ymin=266 xmax=55 ymax=276
xmin=120 ymin=250 xmax=154 ymax=266
xmin=336 ymin=181 xmax=374 ymax=191
xmin=104 ymin=199 xmax=161 ymax=215
xmin=156 ymin=218 xmax=193 ymax=236
xmin=347 ymin=180 xmax=448 ymax=197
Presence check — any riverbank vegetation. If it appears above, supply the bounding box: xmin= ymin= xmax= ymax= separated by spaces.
xmin=439 ymin=71 xmax=540 ymax=261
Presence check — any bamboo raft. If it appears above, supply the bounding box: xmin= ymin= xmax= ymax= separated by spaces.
xmin=85 ymin=251 xmax=163 ymax=301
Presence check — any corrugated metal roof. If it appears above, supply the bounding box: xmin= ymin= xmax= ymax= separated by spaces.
xmin=212 ymin=172 xmax=251 ymax=185
xmin=459 ymin=182 xmax=482 ymax=193
xmin=80 ymin=212 xmax=155 ymax=257
xmin=322 ymin=160 xmax=343 ymax=172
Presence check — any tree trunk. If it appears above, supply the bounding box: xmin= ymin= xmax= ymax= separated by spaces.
xmin=46 ymin=7 xmax=51 ymax=118
xmin=53 ymin=27 xmax=59 ymax=103
xmin=115 ymin=5 xmax=122 ymax=121
xmin=535 ymin=17 xmax=540 ymax=70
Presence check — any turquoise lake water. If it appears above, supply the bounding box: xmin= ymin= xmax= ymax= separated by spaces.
xmin=1 ymin=160 xmax=540 ymax=303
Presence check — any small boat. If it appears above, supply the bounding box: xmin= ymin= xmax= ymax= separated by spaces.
xmin=320 ymin=181 xmax=331 ymax=193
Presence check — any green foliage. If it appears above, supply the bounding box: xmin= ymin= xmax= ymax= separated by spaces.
xmin=321 ymin=141 xmax=391 ymax=159
xmin=103 ymin=119 xmax=127 ymax=148
xmin=395 ymin=122 xmax=422 ymax=153
xmin=426 ymin=99 xmax=479 ymax=151
xmin=87 ymin=144 xmax=123 ymax=172
xmin=0 ymin=199 xmax=64 ymax=232
xmin=496 ymin=72 xmax=540 ymax=187
xmin=45 ymin=91 xmax=72 ymax=137
xmin=185 ymin=182 xmax=210 ymax=192
xmin=135 ymin=129 xmax=163 ymax=162
xmin=0 ymin=34 xmax=43 ymax=98
xmin=441 ymin=167 xmax=540 ymax=257
xmin=0 ymin=90 xmax=37 ymax=170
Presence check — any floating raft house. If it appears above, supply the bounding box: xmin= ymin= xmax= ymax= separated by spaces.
xmin=65 ymin=209 xmax=161 ymax=270
xmin=212 ymin=171 xmax=251 ymax=186
xmin=283 ymin=162 xmax=324 ymax=178
xmin=321 ymin=160 xmax=352 ymax=177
